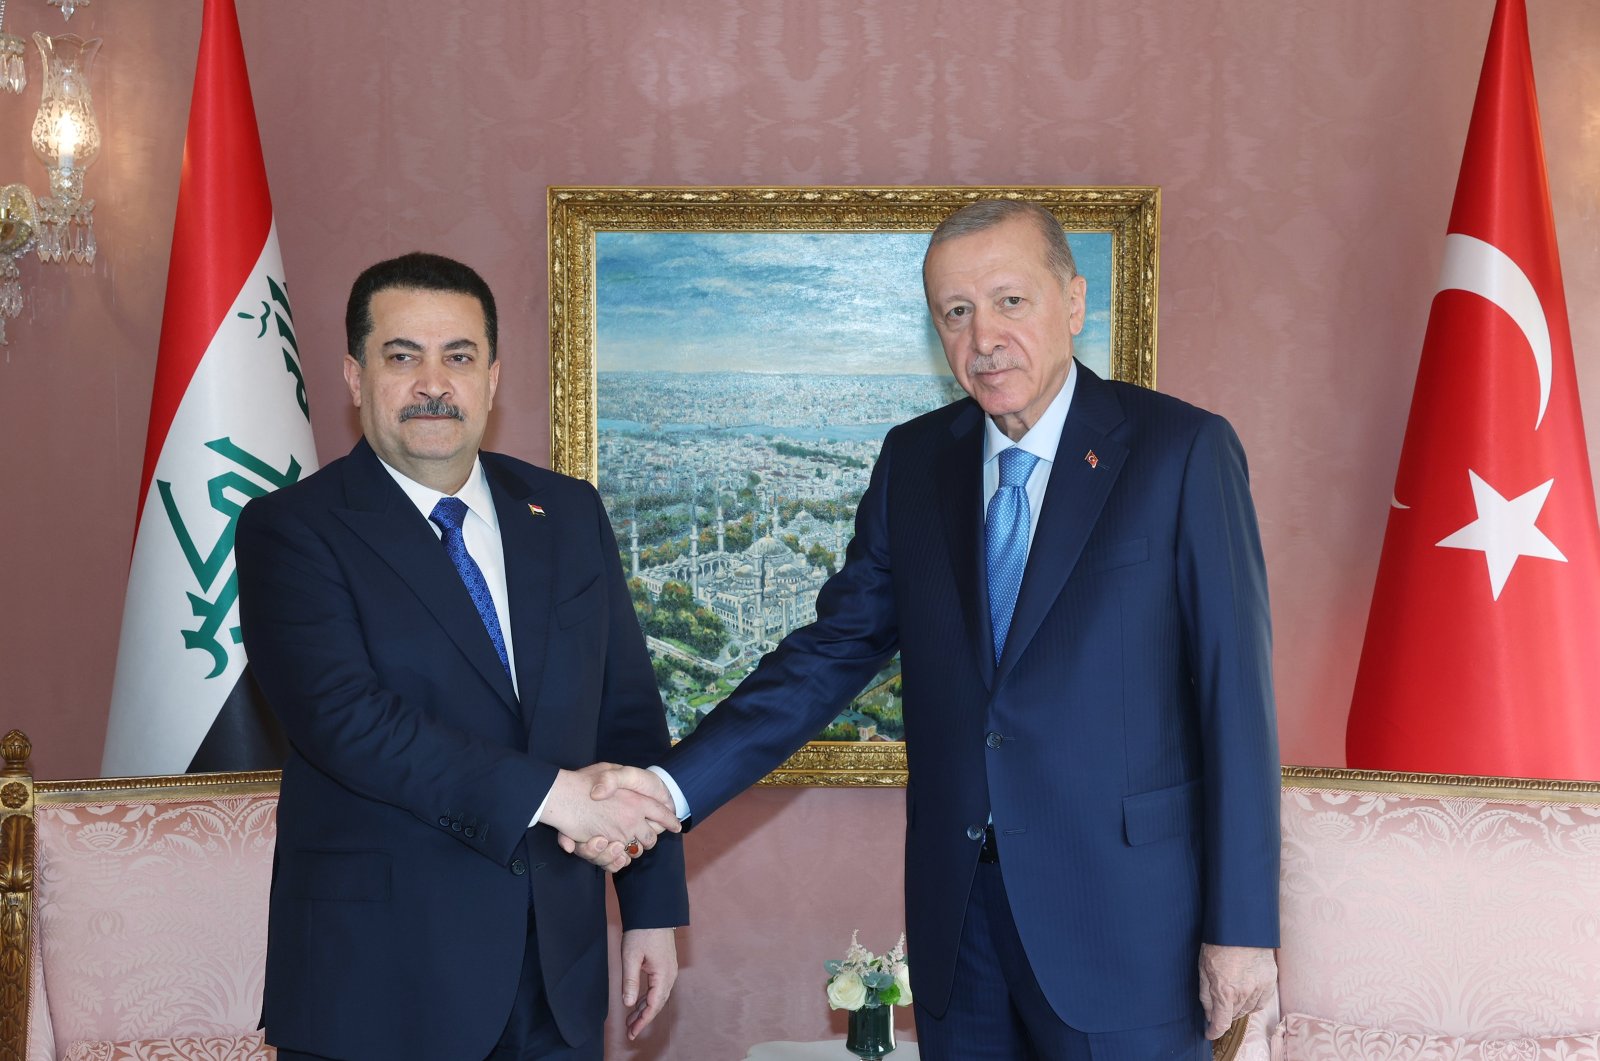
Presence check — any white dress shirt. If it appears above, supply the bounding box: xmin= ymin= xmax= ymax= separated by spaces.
xmin=378 ymin=455 xmax=520 ymax=697
xmin=981 ymin=358 xmax=1077 ymax=552
xmin=380 ymin=456 xmax=557 ymax=826
xmin=653 ymin=363 xmax=1080 ymax=823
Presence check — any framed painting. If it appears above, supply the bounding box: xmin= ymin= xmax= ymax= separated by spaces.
xmin=549 ymin=186 xmax=1160 ymax=785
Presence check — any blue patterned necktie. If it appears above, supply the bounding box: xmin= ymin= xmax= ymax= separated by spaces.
xmin=985 ymin=446 xmax=1040 ymax=665
xmin=429 ymin=496 xmax=511 ymax=678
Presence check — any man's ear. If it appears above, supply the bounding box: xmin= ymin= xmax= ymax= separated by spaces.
xmin=343 ymin=355 xmax=364 ymax=408
xmin=1067 ymin=274 xmax=1088 ymax=336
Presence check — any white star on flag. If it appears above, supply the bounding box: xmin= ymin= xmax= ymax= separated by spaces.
xmin=1436 ymin=469 xmax=1566 ymax=600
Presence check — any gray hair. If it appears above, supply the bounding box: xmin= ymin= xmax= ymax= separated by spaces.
xmin=926 ymin=199 xmax=1078 ymax=285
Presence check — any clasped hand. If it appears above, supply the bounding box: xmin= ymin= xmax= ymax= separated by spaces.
xmin=542 ymin=763 xmax=680 ymax=872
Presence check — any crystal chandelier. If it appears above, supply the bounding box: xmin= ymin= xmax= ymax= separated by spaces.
xmin=31 ymin=32 xmax=100 ymax=264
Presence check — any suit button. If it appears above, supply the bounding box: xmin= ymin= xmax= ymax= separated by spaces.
xmin=451 ymin=820 xmax=462 ymax=832
xmin=510 ymin=859 xmax=527 ymax=876
xmin=438 ymin=816 xmax=450 ymax=827
xmin=464 ymin=826 xmax=476 ymax=839
xmin=986 ymin=731 xmax=1004 ymax=749
xmin=966 ymin=825 xmax=984 ymax=842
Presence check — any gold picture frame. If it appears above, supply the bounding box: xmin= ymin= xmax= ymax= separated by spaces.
xmin=548 ymin=185 xmax=1160 ymax=785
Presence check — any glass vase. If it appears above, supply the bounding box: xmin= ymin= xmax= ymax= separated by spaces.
xmin=844 ymin=1004 xmax=896 ymax=1059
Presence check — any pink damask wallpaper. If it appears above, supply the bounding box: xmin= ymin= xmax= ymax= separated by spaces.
xmin=2 ymin=0 xmax=1599 ymax=1055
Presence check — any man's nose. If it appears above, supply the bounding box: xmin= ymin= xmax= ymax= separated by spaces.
xmin=416 ymin=360 xmax=451 ymax=397
xmin=970 ymin=307 xmax=1002 ymax=355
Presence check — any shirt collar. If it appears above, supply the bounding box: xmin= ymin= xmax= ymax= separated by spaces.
xmin=983 ymin=358 xmax=1078 ymax=466
xmin=376 ymin=455 xmax=497 ymax=529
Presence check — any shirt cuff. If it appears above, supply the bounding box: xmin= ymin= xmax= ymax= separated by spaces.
xmin=528 ymin=785 xmax=552 ymax=829
xmin=648 ymin=765 xmax=691 ymax=821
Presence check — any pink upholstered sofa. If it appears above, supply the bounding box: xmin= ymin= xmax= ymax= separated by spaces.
xmin=3 ymin=728 xmax=1597 ymax=1061
xmin=1239 ymin=766 xmax=1600 ymax=1060
xmin=0 ymin=731 xmax=277 ymax=1061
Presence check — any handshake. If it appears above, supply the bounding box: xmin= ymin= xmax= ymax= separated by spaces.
xmin=542 ymin=762 xmax=682 ymax=873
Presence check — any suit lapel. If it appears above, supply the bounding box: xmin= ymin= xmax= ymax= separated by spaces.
xmin=482 ymin=455 xmax=555 ymax=726
xmin=995 ymin=365 xmax=1128 ymax=686
xmin=333 ymin=440 xmax=519 ymax=709
xmin=935 ymin=401 xmax=995 ymax=688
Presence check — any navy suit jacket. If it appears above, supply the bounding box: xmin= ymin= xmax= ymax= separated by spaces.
xmin=237 ymin=439 xmax=687 ymax=1061
xmin=662 ymin=364 xmax=1279 ymax=1032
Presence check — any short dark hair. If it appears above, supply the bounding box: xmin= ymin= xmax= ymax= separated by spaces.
xmin=345 ymin=252 xmax=498 ymax=363
xmin=926 ymin=199 xmax=1078 ymax=285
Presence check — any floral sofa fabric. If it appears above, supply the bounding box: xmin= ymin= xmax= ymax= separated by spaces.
xmin=14 ymin=771 xmax=278 ymax=1061
xmin=59 ymin=1034 xmax=273 ymax=1061
xmin=1257 ymin=772 xmax=1600 ymax=1061
xmin=1280 ymin=1014 xmax=1600 ymax=1060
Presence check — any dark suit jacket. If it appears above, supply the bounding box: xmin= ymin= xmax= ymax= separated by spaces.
xmin=661 ymin=364 xmax=1278 ymax=1032
xmin=236 ymin=439 xmax=687 ymax=1061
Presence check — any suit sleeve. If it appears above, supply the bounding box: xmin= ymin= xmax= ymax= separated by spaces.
xmin=1175 ymin=414 xmax=1281 ymax=948
xmin=659 ymin=430 xmax=902 ymax=822
xmin=584 ymin=487 xmax=690 ymax=928
xmin=236 ymin=496 xmax=554 ymax=867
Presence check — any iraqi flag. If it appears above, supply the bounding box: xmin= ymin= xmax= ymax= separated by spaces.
xmin=102 ymin=0 xmax=316 ymax=777
xmin=1346 ymin=0 xmax=1600 ymax=781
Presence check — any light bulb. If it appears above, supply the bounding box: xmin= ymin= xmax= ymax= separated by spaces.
xmin=55 ymin=112 xmax=78 ymax=171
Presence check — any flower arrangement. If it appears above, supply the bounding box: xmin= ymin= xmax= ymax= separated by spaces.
xmin=825 ymin=931 xmax=913 ymax=1011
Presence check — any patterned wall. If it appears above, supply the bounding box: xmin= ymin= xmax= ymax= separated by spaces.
xmin=1 ymin=0 xmax=1598 ymax=1052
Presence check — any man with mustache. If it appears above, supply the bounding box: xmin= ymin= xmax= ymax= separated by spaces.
xmin=236 ymin=252 xmax=686 ymax=1060
xmin=585 ymin=200 xmax=1281 ymax=1059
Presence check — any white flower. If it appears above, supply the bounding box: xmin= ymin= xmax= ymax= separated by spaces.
xmin=892 ymin=962 xmax=913 ymax=1007
xmin=827 ymin=970 xmax=868 ymax=1011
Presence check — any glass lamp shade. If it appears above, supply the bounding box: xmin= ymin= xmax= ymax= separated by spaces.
xmin=30 ymin=32 xmax=99 ymax=264
xmin=30 ymin=33 xmax=101 ymax=174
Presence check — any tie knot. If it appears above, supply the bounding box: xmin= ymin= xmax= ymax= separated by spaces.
xmin=998 ymin=447 xmax=1039 ymax=489
xmin=430 ymin=496 xmax=469 ymax=533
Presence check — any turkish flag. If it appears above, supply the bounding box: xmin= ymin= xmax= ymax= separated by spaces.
xmin=1346 ymin=0 xmax=1600 ymax=781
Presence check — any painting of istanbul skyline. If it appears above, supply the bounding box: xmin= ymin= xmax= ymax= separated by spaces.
xmin=595 ymin=228 xmax=1114 ymax=742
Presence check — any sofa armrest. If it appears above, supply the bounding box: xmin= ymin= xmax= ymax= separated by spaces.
xmin=1 ymin=730 xmax=38 ymax=1061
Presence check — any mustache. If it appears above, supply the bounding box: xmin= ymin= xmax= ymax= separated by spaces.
xmin=967 ymin=354 xmax=1021 ymax=374
xmin=399 ymin=397 xmax=464 ymax=422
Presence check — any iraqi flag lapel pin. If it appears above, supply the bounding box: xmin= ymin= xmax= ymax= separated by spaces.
xmin=528 ymin=503 xmax=546 ymax=517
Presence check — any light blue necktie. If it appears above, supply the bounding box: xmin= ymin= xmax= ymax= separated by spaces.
xmin=429 ymin=497 xmax=511 ymax=679
xmin=985 ymin=446 xmax=1040 ymax=665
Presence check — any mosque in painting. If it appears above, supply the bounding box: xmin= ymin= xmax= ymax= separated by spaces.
xmin=629 ymin=501 xmax=847 ymax=658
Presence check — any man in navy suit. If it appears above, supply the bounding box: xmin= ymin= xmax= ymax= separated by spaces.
xmin=236 ymin=253 xmax=686 ymax=1061
xmin=587 ymin=200 xmax=1280 ymax=1058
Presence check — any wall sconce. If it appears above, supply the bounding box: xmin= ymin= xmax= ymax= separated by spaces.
xmin=47 ymin=0 xmax=88 ymax=21
xmin=0 ymin=184 xmax=39 ymax=344
xmin=31 ymin=32 xmax=99 ymax=264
